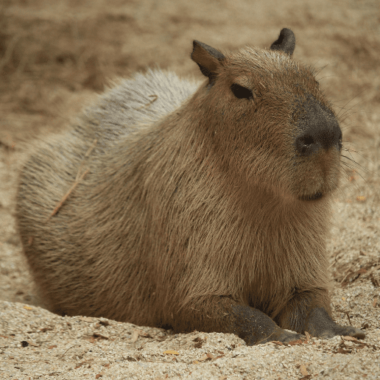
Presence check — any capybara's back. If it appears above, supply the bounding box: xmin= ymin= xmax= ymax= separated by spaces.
xmin=17 ymin=29 xmax=365 ymax=344
xmin=17 ymin=69 xmax=199 ymax=318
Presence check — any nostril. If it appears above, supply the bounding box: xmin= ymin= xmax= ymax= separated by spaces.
xmin=295 ymin=134 xmax=317 ymax=156
xmin=299 ymin=135 xmax=314 ymax=146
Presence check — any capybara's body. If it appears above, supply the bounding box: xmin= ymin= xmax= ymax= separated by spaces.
xmin=16 ymin=29 xmax=365 ymax=344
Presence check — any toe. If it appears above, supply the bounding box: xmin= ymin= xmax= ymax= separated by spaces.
xmin=348 ymin=328 xmax=365 ymax=340
xmin=332 ymin=325 xmax=366 ymax=339
xmin=279 ymin=331 xmax=305 ymax=344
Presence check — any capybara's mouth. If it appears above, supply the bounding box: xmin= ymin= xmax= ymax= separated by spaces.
xmin=299 ymin=191 xmax=323 ymax=201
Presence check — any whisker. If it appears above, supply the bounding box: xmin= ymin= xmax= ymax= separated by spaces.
xmin=335 ymin=90 xmax=366 ymax=119
xmin=314 ymin=64 xmax=329 ymax=75
xmin=341 ymin=154 xmax=361 ymax=167
xmin=340 ymin=158 xmax=366 ymax=181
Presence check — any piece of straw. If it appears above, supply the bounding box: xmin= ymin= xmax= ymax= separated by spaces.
xmin=48 ymin=169 xmax=89 ymax=219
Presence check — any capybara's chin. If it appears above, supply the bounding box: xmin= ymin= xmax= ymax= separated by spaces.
xmin=290 ymin=148 xmax=341 ymax=202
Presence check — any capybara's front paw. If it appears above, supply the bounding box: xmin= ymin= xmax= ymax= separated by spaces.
xmin=261 ymin=327 xmax=304 ymax=344
xmin=232 ymin=305 xmax=305 ymax=346
xmin=277 ymin=330 xmax=305 ymax=344
xmin=306 ymin=307 xmax=365 ymax=340
xmin=319 ymin=324 xmax=365 ymax=340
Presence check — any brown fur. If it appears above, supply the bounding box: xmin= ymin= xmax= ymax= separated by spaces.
xmin=16 ymin=30 xmax=362 ymax=344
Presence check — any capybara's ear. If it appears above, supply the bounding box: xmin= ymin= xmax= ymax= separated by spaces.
xmin=191 ymin=40 xmax=225 ymax=84
xmin=270 ymin=28 xmax=296 ymax=57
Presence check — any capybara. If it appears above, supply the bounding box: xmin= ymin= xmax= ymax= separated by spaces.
xmin=16 ymin=28 xmax=365 ymax=345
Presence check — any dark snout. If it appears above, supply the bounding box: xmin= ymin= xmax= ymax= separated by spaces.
xmin=295 ymin=96 xmax=342 ymax=157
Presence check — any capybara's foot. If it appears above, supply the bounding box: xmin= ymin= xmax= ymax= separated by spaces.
xmin=318 ymin=324 xmax=365 ymax=340
xmin=261 ymin=327 xmax=305 ymax=344
xmin=306 ymin=307 xmax=365 ymax=340
xmin=232 ymin=304 xmax=305 ymax=345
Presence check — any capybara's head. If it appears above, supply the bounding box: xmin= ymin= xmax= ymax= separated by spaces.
xmin=191 ymin=28 xmax=342 ymax=203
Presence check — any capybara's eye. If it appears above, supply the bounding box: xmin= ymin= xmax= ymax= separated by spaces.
xmin=230 ymin=84 xmax=254 ymax=100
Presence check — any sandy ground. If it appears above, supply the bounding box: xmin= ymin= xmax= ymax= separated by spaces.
xmin=0 ymin=0 xmax=379 ymax=379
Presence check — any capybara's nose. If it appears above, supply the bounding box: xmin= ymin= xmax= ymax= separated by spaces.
xmin=295 ymin=97 xmax=342 ymax=157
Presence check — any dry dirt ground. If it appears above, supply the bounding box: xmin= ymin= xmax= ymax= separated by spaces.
xmin=0 ymin=0 xmax=379 ymax=379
